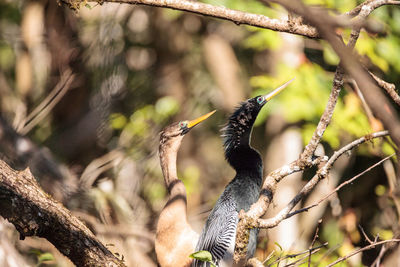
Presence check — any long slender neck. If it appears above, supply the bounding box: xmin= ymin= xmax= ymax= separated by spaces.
xmin=223 ymin=120 xmax=263 ymax=181
xmin=156 ymin=134 xmax=198 ymax=267
xmin=225 ymin=137 xmax=263 ymax=174
xmin=159 ymin=136 xmax=187 ymax=199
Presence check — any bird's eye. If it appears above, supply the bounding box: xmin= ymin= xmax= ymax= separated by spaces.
xmin=256 ymin=96 xmax=264 ymax=104
xmin=179 ymin=121 xmax=187 ymax=129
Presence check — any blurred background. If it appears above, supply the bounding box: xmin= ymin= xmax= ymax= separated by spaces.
xmin=0 ymin=0 xmax=399 ymax=266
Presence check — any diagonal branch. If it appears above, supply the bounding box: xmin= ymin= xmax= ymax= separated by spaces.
xmin=261 ymin=140 xmax=391 ymax=228
xmin=0 ymin=160 xmax=125 ymax=267
xmin=326 ymin=239 xmax=400 ymax=267
xmin=369 ymin=71 xmax=400 ymax=107
xmin=275 ymin=0 xmax=400 ymax=151
xmin=16 ymin=69 xmax=75 ymax=135
xmin=287 ymin=153 xmax=393 ymax=220
xmin=235 ymin=0 xmax=399 ymax=262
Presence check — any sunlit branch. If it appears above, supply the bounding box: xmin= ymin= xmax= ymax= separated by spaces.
xmin=285 ymin=151 xmax=393 ymax=220
xmin=326 ymin=239 xmax=400 ymax=267
xmin=369 ymin=71 xmax=400 ymax=107
xmin=109 ymin=0 xmax=319 ymax=37
xmin=59 ymin=0 xmax=321 ymax=38
xmin=256 ymin=131 xmax=390 ymax=229
xmin=234 ymin=0 xmax=380 ymax=261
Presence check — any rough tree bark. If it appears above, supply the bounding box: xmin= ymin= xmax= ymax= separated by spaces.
xmin=0 ymin=160 xmax=125 ymax=267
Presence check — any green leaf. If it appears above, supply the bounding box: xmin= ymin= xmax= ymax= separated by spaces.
xmin=274 ymin=242 xmax=283 ymax=251
xmin=110 ymin=113 xmax=127 ymax=130
xmin=38 ymin=252 xmax=55 ymax=262
xmin=190 ymin=250 xmax=213 ymax=262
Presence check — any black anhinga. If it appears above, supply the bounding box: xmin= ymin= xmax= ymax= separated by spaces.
xmin=193 ymin=80 xmax=293 ymax=267
xmin=156 ymin=110 xmax=216 ymax=267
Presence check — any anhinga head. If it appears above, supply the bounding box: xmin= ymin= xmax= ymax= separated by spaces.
xmin=222 ymin=79 xmax=293 ymax=170
xmin=160 ymin=110 xmax=216 ymax=154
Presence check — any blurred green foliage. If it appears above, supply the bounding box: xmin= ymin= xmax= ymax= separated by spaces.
xmin=0 ymin=0 xmax=399 ymax=265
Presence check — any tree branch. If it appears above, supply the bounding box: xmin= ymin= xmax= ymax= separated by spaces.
xmin=326 ymin=239 xmax=400 ymax=267
xmin=234 ymin=0 xmax=400 ymax=261
xmin=369 ymin=71 xmax=400 ymax=107
xmin=60 ymin=0 xmax=320 ymax=38
xmin=287 ymin=153 xmax=393 ymax=219
xmin=257 ymin=131 xmax=389 ymax=229
xmin=275 ymin=0 xmax=400 ymax=151
xmin=0 ymin=116 xmax=77 ymax=202
xmin=0 ymin=160 xmax=125 ymax=267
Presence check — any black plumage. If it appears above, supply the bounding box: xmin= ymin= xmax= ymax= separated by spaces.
xmin=193 ymin=80 xmax=293 ymax=267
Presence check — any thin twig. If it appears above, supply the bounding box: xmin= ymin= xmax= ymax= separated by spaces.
xmin=326 ymin=239 xmax=400 ymax=267
xmin=266 ymin=243 xmax=327 ymax=267
xmin=370 ymin=244 xmax=387 ymax=267
xmin=287 ymin=152 xmax=393 ymax=219
xmin=369 ymin=71 xmax=400 ymax=107
xmin=257 ymin=131 xmax=390 ymax=228
xmin=308 ymin=219 xmax=322 ymax=267
xmin=358 ymin=225 xmax=374 ymax=244
xmin=283 ymin=249 xmax=321 ymax=267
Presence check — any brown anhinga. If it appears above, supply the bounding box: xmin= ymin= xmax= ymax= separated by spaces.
xmin=156 ymin=110 xmax=216 ymax=267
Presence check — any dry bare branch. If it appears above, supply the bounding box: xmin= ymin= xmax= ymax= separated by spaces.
xmin=59 ymin=0 xmax=320 ymax=38
xmin=369 ymin=71 xmax=400 ymax=107
xmin=371 ymin=244 xmax=388 ymax=267
xmin=274 ymin=0 xmax=400 ymax=150
xmin=257 ymin=131 xmax=389 ymax=229
xmin=308 ymin=219 xmax=322 ymax=267
xmin=326 ymin=239 xmax=400 ymax=267
xmin=287 ymin=153 xmax=393 ymax=219
xmin=359 ymin=225 xmax=375 ymax=244
xmin=0 ymin=160 xmax=125 ymax=267
xmin=234 ymin=0 xmax=400 ymax=261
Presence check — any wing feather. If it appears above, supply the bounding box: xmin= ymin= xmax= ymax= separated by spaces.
xmin=194 ymin=193 xmax=238 ymax=266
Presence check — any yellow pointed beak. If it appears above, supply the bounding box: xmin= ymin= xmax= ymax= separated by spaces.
xmin=187 ymin=110 xmax=216 ymax=129
xmin=263 ymin=78 xmax=295 ymax=101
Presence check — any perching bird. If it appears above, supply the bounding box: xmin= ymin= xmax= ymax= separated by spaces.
xmin=156 ymin=110 xmax=216 ymax=267
xmin=193 ymin=80 xmax=293 ymax=267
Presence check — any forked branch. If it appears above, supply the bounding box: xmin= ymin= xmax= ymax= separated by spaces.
xmin=258 ymin=131 xmax=390 ymax=229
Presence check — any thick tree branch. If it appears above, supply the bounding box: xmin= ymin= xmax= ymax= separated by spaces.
xmin=60 ymin=0 xmax=320 ymax=38
xmin=0 ymin=116 xmax=77 ymax=202
xmin=0 ymin=160 xmax=125 ymax=267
